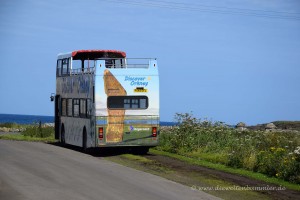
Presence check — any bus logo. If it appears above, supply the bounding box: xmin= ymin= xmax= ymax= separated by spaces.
xmin=129 ymin=126 xmax=134 ymax=131
xmin=134 ymin=87 xmax=148 ymax=93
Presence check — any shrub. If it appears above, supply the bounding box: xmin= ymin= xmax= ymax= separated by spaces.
xmin=22 ymin=123 xmax=54 ymax=138
xmin=159 ymin=113 xmax=300 ymax=184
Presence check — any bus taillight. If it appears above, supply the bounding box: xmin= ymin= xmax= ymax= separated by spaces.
xmin=98 ymin=127 xmax=104 ymax=139
xmin=152 ymin=127 xmax=157 ymax=137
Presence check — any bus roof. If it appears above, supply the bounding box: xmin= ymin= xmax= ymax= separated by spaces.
xmin=57 ymin=50 xmax=126 ymax=60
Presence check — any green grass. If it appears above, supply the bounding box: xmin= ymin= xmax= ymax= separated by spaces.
xmin=120 ymin=154 xmax=155 ymax=164
xmin=0 ymin=123 xmax=56 ymax=142
xmin=151 ymin=148 xmax=300 ymax=191
xmin=22 ymin=126 xmax=54 ymax=138
xmin=0 ymin=133 xmax=56 ymax=142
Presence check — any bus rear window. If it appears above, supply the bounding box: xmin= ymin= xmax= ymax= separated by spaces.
xmin=105 ymin=59 xmax=124 ymax=68
xmin=107 ymin=96 xmax=148 ymax=109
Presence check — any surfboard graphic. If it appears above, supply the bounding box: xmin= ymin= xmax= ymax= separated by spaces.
xmin=103 ymin=69 xmax=127 ymax=142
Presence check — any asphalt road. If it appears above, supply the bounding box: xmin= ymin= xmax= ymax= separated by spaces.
xmin=0 ymin=140 xmax=221 ymax=200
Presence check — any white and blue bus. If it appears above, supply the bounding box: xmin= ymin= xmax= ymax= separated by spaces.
xmin=53 ymin=50 xmax=159 ymax=153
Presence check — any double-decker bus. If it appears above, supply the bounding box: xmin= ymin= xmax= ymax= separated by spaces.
xmin=52 ymin=50 xmax=159 ymax=153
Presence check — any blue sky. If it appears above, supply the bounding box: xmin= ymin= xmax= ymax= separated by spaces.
xmin=0 ymin=0 xmax=300 ymax=125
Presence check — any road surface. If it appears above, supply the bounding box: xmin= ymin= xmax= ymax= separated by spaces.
xmin=0 ymin=140 xmax=220 ymax=200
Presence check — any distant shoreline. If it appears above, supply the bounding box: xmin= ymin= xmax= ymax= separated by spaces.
xmin=0 ymin=114 xmax=176 ymax=126
xmin=1 ymin=113 xmax=299 ymax=130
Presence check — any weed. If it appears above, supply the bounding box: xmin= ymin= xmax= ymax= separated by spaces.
xmin=21 ymin=122 xmax=54 ymax=138
xmin=159 ymin=113 xmax=300 ymax=184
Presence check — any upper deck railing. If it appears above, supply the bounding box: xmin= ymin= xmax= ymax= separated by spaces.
xmin=104 ymin=63 xmax=149 ymax=68
xmin=100 ymin=58 xmax=154 ymax=69
xmin=57 ymin=58 xmax=156 ymax=77
xmin=70 ymin=67 xmax=96 ymax=75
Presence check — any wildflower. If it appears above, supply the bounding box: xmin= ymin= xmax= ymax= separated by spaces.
xmin=276 ymin=148 xmax=285 ymax=152
xmin=294 ymin=146 xmax=300 ymax=155
xmin=270 ymin=147 xmax=276 ymax=151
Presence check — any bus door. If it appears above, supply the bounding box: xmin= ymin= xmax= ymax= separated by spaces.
xmin=54 ymin=95 xmax=61 ymax=139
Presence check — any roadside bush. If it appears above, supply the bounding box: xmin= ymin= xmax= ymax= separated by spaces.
xmin=158 ymin=113 xmax=300 ymax=184
xmin=22 ymin=123 xmax=54 ymax=138
xmin=256 ymin=147 xmax=286 ymax=176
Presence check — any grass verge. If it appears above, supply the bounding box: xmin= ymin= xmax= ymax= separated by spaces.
xmin=150 ymin=148 xmax=300 ymax=191
xmin=105 ymin=153 xmax=272 ymax=200
xmin=0 ymin=133 xmax=56 ymax=143
xmin=120 ymin=154 xmax=155 ymax=163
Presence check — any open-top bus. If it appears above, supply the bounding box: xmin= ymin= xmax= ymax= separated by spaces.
xmin=52 ymin=50 xmax=159 ymax=153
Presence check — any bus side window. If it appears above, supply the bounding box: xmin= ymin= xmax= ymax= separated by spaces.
xmin=80 ymin=99 xmax=87 ymax=118
xmin=72 ymin=59 xmax=81 ymax=74
xmin=67 ymin=99 xmax=73 ymax=117
xmin=62 ymin=58 xmax=69 ymax=75
xmin=61 ymin=98 xmax=67 ymax=116
xmin=73 ymin=99 xmax=80 ymax=117
xmin=57 ymin=60 xmax=62 ymax=77
xmin=84 ymin=60 xmax=96 ymax=69
xmin=87 ymin=99 xmax=91 ymax=118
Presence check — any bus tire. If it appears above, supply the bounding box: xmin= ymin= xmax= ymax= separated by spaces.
xmin=82 ymin=127 xmax=87 ymax=152
xmin=60 ymin=124 xmax=65 ymax=145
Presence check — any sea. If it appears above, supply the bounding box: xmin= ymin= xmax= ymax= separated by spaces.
xmin=0 ymin=114 xmax=54 ymax=125
xmin=0 ymin=114 xmax=176 ymax=126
